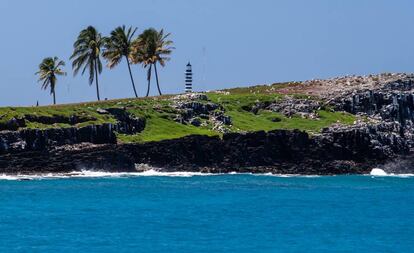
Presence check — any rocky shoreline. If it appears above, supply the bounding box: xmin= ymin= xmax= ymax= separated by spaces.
xmin=0 ymin=120 xmax=411 ymax=175
xmin=2 ymin=73 xmax=414 ymax=175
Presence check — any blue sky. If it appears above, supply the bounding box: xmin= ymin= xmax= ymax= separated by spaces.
xmin=0 ymin=0 xmax=413 ymax=106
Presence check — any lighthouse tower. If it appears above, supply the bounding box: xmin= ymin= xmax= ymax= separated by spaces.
xmin=185 ymin=62 xmax=193 ymax=93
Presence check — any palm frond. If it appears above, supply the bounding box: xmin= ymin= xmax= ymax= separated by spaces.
xmin=36 ymin=56 xmax=66 ymax=93
xmin=71 ymin=26 xmax=104 ymax=83
xmin=103 ymin=25 xmax=138 ymax=68
xmin=133 ymin=28 xmax=174 ymax=68
xmin=88 ymin=61 xmax=95 ymax=85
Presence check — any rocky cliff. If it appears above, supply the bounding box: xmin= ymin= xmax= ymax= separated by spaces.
xmin=1 ymin=73 xmax=414 ymax=175
xmin=0 ymin=122 xmax=409 ymax=175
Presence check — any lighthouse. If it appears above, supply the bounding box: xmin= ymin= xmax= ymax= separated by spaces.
xmin=185 ymin=62 xmax=193 ymax=93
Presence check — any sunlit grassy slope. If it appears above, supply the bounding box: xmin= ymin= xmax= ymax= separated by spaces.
xmin=0 ymin=82 xmax=356 ymax=143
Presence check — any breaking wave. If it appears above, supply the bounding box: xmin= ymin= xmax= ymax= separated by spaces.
xmin=0 ymin=170 xmax=218 ymax=181
xmin=0 ymin=169 xmax=412 ymax=181
xmin=369 ymin=168 xmax=414 ymax=178
xmin=0 ymin=170 xmax=325 ymax=181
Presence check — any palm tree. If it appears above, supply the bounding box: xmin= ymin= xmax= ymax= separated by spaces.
xmin=70 ymin=26 xmax=105 ymax=101
xmin=35 ymin=57 xmax=66 ymax=105
xmin=131 ymin=28 xmax=174 ymax=97
xmin=103 ymin=25 xmax=138 ymax=98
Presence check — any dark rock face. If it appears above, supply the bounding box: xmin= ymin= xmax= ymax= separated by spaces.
xmin=2 ymin=77 xmax=414 ymax=175
xmin=331 ymin=79 xmax=414 ymax=124
xmin=0 ymin=117 xmax=26 ymax=131
xmin=0 ymin=108 xmax=146 ymax=154
xmin=106 ymin=108 xmax=146 ymax=134
xmin=173 ymin=98 xmax=232 ymax=132
xmin=246 ymin=98 xmax=321 ymax=118
xmin=178 ymin=101 xmax=220 ymax=116
xmin=384 ymin=78 xmax=414 ymax=91
xmin=0 ymin=124 xmax=117 ymax=154
xmin=189 ymin=117 xmax=202 ymax=127
xmin=0 ymin=123 xmax=409 ymax=174
xmin=175 ymin=101 xmax=220 ymax=122
xmin=268 ymin=99 xmax=320 ymax=117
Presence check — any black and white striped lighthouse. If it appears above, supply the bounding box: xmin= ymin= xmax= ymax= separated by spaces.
xmin=185 ymin=62 xmax=193 ymax=93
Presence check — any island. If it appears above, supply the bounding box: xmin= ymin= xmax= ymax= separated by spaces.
xmin=1 ymin=73 xmax=413 ymax=175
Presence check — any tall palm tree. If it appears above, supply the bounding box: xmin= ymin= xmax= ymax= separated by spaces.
xmin=103 ymin=25 xmax=138 ymax=98
xmin=131 ymin=28 xmax=174 ymax=97
xmin=35 ymin=57 xmax=66 ymax=105
xmin=70 ymin=26 xmax=105 ymax=101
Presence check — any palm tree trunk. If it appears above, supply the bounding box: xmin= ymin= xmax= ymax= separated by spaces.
xmin=94 ymin=61 xmax=101 ymax=101
xmin=154 ymin=63 xmax=162 ymax=95
xmin=146 ymin=64 xmax=152 ymax=97
xmin=126 ymin=57 xmax=138 ymax=98
xmin=51 ymin=80 xmax=56 ymax=105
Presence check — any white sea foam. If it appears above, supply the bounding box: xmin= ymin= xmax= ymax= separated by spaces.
xmin=0 ymin=168 xmax=325 ymax=181
xmin=0 ymin=169 xmax=412 ymax=181
xmin=0 ymin=170 xmax=219 ymax=181
xmin=369 ymin=168 xmax=414 ymax=178
xmin=136 ymin=170 xmax=215 ymax=177
xmin=370 ymin=168 xmax=388 ymax=176
xmin=394 ymin=174 xmax=414 ymax=178
xmin=254 ymin=173 xmax=321 ymax=178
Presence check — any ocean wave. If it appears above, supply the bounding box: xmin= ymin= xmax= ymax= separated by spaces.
xmin=0 ymin=170 xmax=220 ymax=181
xmin=0 ymin=170 xmax=327 ymax=181
xmin=253 ymin=173 xmax=321 ymax=178
xmin=371 ymin=173 xmax=414 ymax=178
xmin=1 ymin=169 xmax=412 ymax=181
xmin=369 ymin=168 xmax=414 ymax=178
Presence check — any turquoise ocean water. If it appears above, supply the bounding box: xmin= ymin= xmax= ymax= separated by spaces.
xmin=0 ymin=172 xmax=413 ymax=252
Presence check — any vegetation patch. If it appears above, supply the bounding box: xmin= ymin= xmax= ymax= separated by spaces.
xmin=0 ymin=82 xmax=357 ymax=142
xmin=117 ymin=113 xmax=217 ymax=143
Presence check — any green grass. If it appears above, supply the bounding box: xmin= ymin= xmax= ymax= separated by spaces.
xmin=225 ymin=109 xmax=355 ymax=134
xmin=0 ymin=105 xmax=117 ymax=129
xmin=117 ymin=113 xmax=217 ymax=143
xmin=206 ymin=92 xmax=355 ymax=134
xmin=263 ymin=110 xmax=353 ymax=132
xmin=0 ymin=83 xmax=356 ymax=142
xmin=219 ymin=81 xmax=303 ymax=95
xmin=207 ymin=93 xmax=281 ymax=110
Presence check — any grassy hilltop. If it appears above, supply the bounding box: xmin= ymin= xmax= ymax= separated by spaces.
xmin=0 ymin=82 xmax=356 ymax=143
